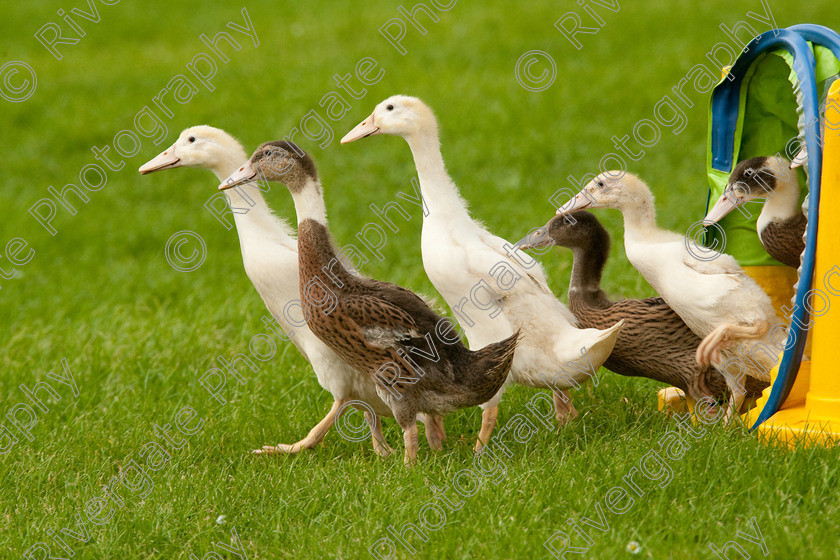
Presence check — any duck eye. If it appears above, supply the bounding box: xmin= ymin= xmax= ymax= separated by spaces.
xmin=188 ymin=136 xmax=196 ymax=143
xmin=265 ymin=150 xmax=273 ymax=157
xmin=386 ymin=104 xmax=394 ymax=111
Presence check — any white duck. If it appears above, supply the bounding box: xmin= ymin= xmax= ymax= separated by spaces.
xmin=341 ymin=97 xmax=622 ymax=449
xmin=555 ymin=171 xmax=783 ymax=419
xmin=139 ymin=126 xmax=445 ymax=456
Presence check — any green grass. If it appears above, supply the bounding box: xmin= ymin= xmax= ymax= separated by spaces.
xmin=2 ymin=1 xmax=840 ymax=558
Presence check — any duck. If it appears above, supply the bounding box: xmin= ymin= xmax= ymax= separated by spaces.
xmin=703 ymin=156 xmax=805 ymax=268
xmin=139 ymin=126 xmax=448 ymax=458
xmin=341 ymin=96 xmax=623 ymax=449
xmin=220 ymin=141 xmax=519 ymax=465
xmin=555 ymin=171 xmax=783 ymax=420
xmin=517 ymin=211 xmax=768 ymax=402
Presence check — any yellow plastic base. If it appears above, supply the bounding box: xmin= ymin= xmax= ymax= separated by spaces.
xmin=657 ymin=387 xmax=695 ymax=415
xmin=656 ymin=357 xmax=837 ymax=447
xmin=748 ymin=361 xmax=840 ymax=447
xmin=656 ymin=387 xmax=757 ymax=417
xmin=742 ymin=358 xmax=807 ymax=426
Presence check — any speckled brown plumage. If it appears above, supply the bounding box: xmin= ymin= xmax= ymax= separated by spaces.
xmin=297 ymin=219 xmax=516 ymax=420
xmin=528 ymin=211 xmax=766 ymax=400
xmin=235 ymin=141 xmax=517 ymax=462
xmin=760 ymin=212 xmax=806 ymax=268
xmin=298 ymin=220 xmax=516 ymax=414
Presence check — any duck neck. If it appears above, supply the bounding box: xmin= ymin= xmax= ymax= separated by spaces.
xmin=619 ymin=194 xmax=658 ymax=239
xmin=404 ymin=131 xmax=470 ymax=220
xmin=758 ymin=177 xmax=801 ymax=234
xmin=289 ymin=177 xmax=328 ymax=227
xmin=296 ymin=210 xmax=353 ymax=292
xmin=569 ymin=239 xmax=611 ymax=309
xmin=207 ymin=147 xmax=248 ymax=183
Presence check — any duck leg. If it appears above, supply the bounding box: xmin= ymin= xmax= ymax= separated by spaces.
xmin=685 ymin=368 xmax=709 ymax=403
xmin=686 ymin=373 xmax=725 ymax=422
xmin=722 ymin=369 xmax=748 ymax=423
xmin=422 ymin=413 xmax=446 ymax=452
xmin=392 ymin=406 xmax=420 ymax=466
xmin=474 ymin=406 xmax=499 ymax=452
xmin=696 ymin=321 xmax=770 ymax=366
xmin=364 ymin=408 xmax=394 ymax=457
xmin=552 ymin=390 xmax=578 ymax=425
xmin=402 ymin=423 xmax=420 ymax=466
xmin=254 ymin=398 xmax=346 ymax=455
xmin=434 ymin=414 xmax=447 ymax=442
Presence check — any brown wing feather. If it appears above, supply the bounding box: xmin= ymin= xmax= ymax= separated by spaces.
xmin=356 ymin=277 xmax=444 ymax=333
xmin=335 ymin=293 xmax=420 ymax=345
xmin=571 ymin=295 xmax=767 ymax=398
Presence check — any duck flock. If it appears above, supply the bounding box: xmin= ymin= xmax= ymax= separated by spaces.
xmin=139 ymin=95 xmax=800 ymax=465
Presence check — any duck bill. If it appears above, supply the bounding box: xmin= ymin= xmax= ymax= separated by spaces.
xmin=516 ymin=225 xmax=553 ymax=250
xmin=219 ymin=161 xmax=257 ymax=191
xmin=341 ymin=114 xmax=380 ymax=144
xmin=138 ymin=147 xmax=180 ymax=175
xmin=555 ymin=192 xmax=592 ymax=217
xmin=703 ymin=191 xmax=743 ymax=225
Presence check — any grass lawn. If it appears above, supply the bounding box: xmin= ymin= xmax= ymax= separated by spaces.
xmin=2 ymin=0 xmax=840 ymax=558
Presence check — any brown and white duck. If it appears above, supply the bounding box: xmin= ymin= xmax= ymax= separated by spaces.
xmin=518 ymin=211 xmax=768 ymax=402
xmin=704 ymin=156 xmax=805 ymax=268
xmin=220 ymin=141 xmax=518 ymax=465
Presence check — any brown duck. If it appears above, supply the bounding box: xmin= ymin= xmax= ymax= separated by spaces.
xmin=221 ymin=141 xmax=518 ymax=465
xmin=519 ymin=211 xmax=767 ymax=401
xmin=704 ymin=156 xmax=805 ymax=268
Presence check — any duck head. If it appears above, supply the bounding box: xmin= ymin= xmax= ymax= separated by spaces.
xmin=555 ymin=172 xmax=651 ymax=218
xmin=341 ymin=95 xmax=438 ymax=143
xmin=703 ymin=156 xmax=793 ymax=225
xmin=518 ymin=211 xmax=604 ymax=251
xmin=139 ymin=126 xmax=244 ymax=176
xmin=219 ymin=140 xmax=317 ymax=193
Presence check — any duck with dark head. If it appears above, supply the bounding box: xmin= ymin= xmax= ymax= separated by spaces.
xmin=519 ymin=211 xmax=767 ymax=404
xmin=221 ymin=141 xmax=518 ymax=465
xmin=704 ymin=156 xmax=805 ymax=269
